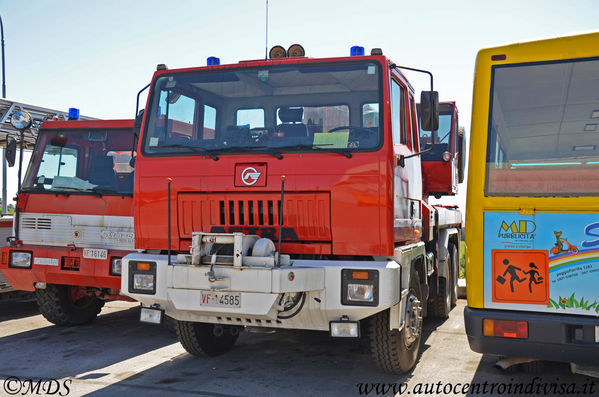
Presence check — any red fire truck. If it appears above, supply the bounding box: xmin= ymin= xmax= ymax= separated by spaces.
xmin=121 ymin=45 xmax=464 ymax=373
xmin=0 ymin=119 xmax=136 ymax=325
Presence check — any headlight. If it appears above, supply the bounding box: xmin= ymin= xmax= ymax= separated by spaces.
xmin=133 ymin=274 xmax=155 ymax=291
xmin=110 ymin=257 xmax=122 ymax=276
xmin=129 ymin=261 xmax=157 ymax=294
xmin=10 ymin=251 xmax=32 ymax=269
xmin=442 ymin=151 xmax=452 ymax=162
xmin=347 ymin=283 xmax=374 ymax=302
xmin=341 ymin=269 xmax=379 ymax=306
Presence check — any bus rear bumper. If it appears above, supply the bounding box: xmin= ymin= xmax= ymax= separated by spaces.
xmin=464 ymin=307 xmax=599 ymax=365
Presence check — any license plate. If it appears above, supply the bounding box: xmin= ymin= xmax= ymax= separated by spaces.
xmin=83 ymin=248 xmax=108 ymax=260
xmin=140 ymin=307 xmax=163 ymax=324
xmin=200 ymin=291 xmax=241 ymax=308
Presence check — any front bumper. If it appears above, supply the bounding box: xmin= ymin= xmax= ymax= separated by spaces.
xmin=464 ymin=307 xmax=599 ymax=365
xmin=122 ymin=253 xmax=404 ymax=331
xmin=0 ymin=245 xmax=129 ymax=291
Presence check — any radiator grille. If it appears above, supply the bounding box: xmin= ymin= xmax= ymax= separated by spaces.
xmin=21 ymin=217 xmax=52 ymax=230
xmin=219 ymin=199 xmax=279 ymax=226
xmin=178 ymin=192 xmax=331 ymax=241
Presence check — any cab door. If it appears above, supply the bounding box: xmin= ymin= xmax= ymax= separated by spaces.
xmin=391 ymin=76 xmax=422 ymax=243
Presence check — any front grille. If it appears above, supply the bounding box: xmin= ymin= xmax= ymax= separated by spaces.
xmin=178 ymin=192 xmax=331 ymax=241
xmin=21 ymin=217 xmax=52 ymax=230
xmin=219 ymin=199 xmax=279 ymax=226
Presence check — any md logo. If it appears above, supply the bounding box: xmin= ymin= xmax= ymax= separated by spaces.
xmin=499 ymin=220 xmax=536 ymax=234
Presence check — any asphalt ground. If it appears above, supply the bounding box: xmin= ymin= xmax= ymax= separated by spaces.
xmin=0 ymin=298 xmax=595 ymax=397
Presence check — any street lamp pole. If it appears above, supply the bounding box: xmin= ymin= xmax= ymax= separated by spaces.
xmin=1 ymin=15 xmax=5 ymax=98
xmin=1 ymin=15 xmax=7 ymax=215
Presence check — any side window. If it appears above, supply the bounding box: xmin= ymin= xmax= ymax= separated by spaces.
xmin=203 ymin=105 xmax=216 ymax=139
xmin=237 ymin=108 xmax=265 ymax=129
xmin=391 ymin=80 xmax=406 ymax=145
xmin=409 ymin=94 xmax=418 ymax=151
xmin=157 ymin=91 xmax=197 ymax=141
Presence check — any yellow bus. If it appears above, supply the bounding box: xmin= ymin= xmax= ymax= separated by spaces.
xmin=465 ymin=32 xmax=599 ymax=365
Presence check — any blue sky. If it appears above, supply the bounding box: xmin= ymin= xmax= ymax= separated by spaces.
xmin=1 ymin=0 xmax=598 ymax=208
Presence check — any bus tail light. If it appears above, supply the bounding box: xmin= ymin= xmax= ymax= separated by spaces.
xmin=483 ymin=319 xmax=528 ymax=339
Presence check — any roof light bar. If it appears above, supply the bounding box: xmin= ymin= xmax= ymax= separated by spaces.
xmin=269 ymin=45 xmax=286 ymax=59
xmin=207 ymin=56 xmax=220 ymax=66
xmin=350 ymin=46 xmax=365 ymax=56
xmin=68 ymin=108 xmax=80 ymax=121
xmin=287 ymin=44 xmax=305 ymax=57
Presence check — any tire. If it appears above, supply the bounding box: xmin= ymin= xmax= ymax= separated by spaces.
xmin=450 ymin=244 xmax=459 ymax=307
xmin=432 ymin=276 xmax=451 ymax=319
xmin=369 ymin=269 xmax=423 ymax=374
xmin=35 ymin=284 xmax=104 ymax=326
xmin=175 ymin=320 xmax=241 ymax=357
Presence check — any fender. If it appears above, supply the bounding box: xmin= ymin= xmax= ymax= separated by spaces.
xmin=436 ymin=228 xmax=459 ymax=279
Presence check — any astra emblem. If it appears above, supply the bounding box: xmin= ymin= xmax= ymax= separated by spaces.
xmin=241 ymin=167 xmax=262 ymax=185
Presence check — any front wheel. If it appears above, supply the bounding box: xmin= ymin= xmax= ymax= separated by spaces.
xmin=369 ymin=269 xmax=423 ymax=373
xmin=175 ymin=320 xmax=241 ymax=357
xmin=35 ymin=284 xmax=104 ymax=326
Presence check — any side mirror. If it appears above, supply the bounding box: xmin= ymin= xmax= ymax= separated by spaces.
xmin=420 ymin=91 xmax=439 ymax=132
xmin=457 ymin=126 xmax=466 ymax=184
xmin=5 ymin=137 xmax=17 ymax=167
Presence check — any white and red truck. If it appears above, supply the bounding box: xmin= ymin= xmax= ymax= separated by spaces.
xmin=1 ymin=119 xmax=136 ymax=325
xmin=121 ymin=45 xmax=464 ymax=373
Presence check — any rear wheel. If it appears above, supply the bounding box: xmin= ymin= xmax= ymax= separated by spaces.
xmin=369 ymin=268 xmax=423 ymax=374
xmin=175 ymin=320 xmax=241 ymax=357
xmin=432 ymin=276 xmax=451 ymax=318
xmin=35 ymin=284 xmax=104 ymax=326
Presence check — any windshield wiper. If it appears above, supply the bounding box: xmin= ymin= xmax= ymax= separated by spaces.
xmin=274 ymin=143 xmax=352 ymax=158
xmin=154 ymin=144 xmax=219 ymax=161
xmin=90 ymin=187 xmax=131 ymax=197
xmin=217 ymin=145 xmax=283 ymax=159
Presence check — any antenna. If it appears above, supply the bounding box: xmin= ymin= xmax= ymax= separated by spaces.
xmin=265 ymin=0 xmax=269 ymax=60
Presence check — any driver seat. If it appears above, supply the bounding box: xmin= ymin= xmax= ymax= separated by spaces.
xmin=277 ymin=107 xmax=308 ymax=138
xmin=89 ymin=156 xmax=117 ymax=189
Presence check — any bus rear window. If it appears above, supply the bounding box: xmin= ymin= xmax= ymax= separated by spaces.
xmin=485 ymin=58 xmax=599 ymax=196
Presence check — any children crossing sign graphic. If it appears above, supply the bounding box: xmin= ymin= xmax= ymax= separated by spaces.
xmin=492 ymin=249 xmax=549 ymax=305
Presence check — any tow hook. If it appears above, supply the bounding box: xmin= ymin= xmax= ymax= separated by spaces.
xmin=206 ymin=253 xmax=217 ymax=282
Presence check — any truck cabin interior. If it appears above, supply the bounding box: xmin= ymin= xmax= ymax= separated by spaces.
xmin=141 ymin=61 xmax=383 ymax=157
xmin=417 ymin=102 xmax=456 ymax=162
xmin=22 ymin=128 xmax=135 ymax=196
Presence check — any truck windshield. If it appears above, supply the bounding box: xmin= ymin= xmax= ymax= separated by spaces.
xmin=485 ymin=58 xmax=599 ymax=196
xmin=22 ymin=128 xmax=135 ymax=195
xmin=418 ymin=103 xmax=454 ymax=161
xmin=142 ymin=61 xmax=382 ymax=156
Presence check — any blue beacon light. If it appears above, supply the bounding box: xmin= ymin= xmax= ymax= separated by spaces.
xmin=68 ymin=108 xmax=80 ymax=120
xmin=207 ymin=57 xmax=221 ymax=66
xmin=350 ymin=46 xmax=365 ymax=56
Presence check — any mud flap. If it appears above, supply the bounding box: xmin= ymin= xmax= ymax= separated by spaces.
xmin=389 ymin=289 xmax=409 ymax=331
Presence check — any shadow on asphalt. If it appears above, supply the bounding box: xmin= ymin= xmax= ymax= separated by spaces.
xmin=0 ymin=297 xmax=39 ymax=321
xmin=86 ymin=310 xmax=455 ymax=397
xmin=0 ymin=303 xmax=178 ymax=381
xmin=467 ymin=355 xmax=595 ymax=396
